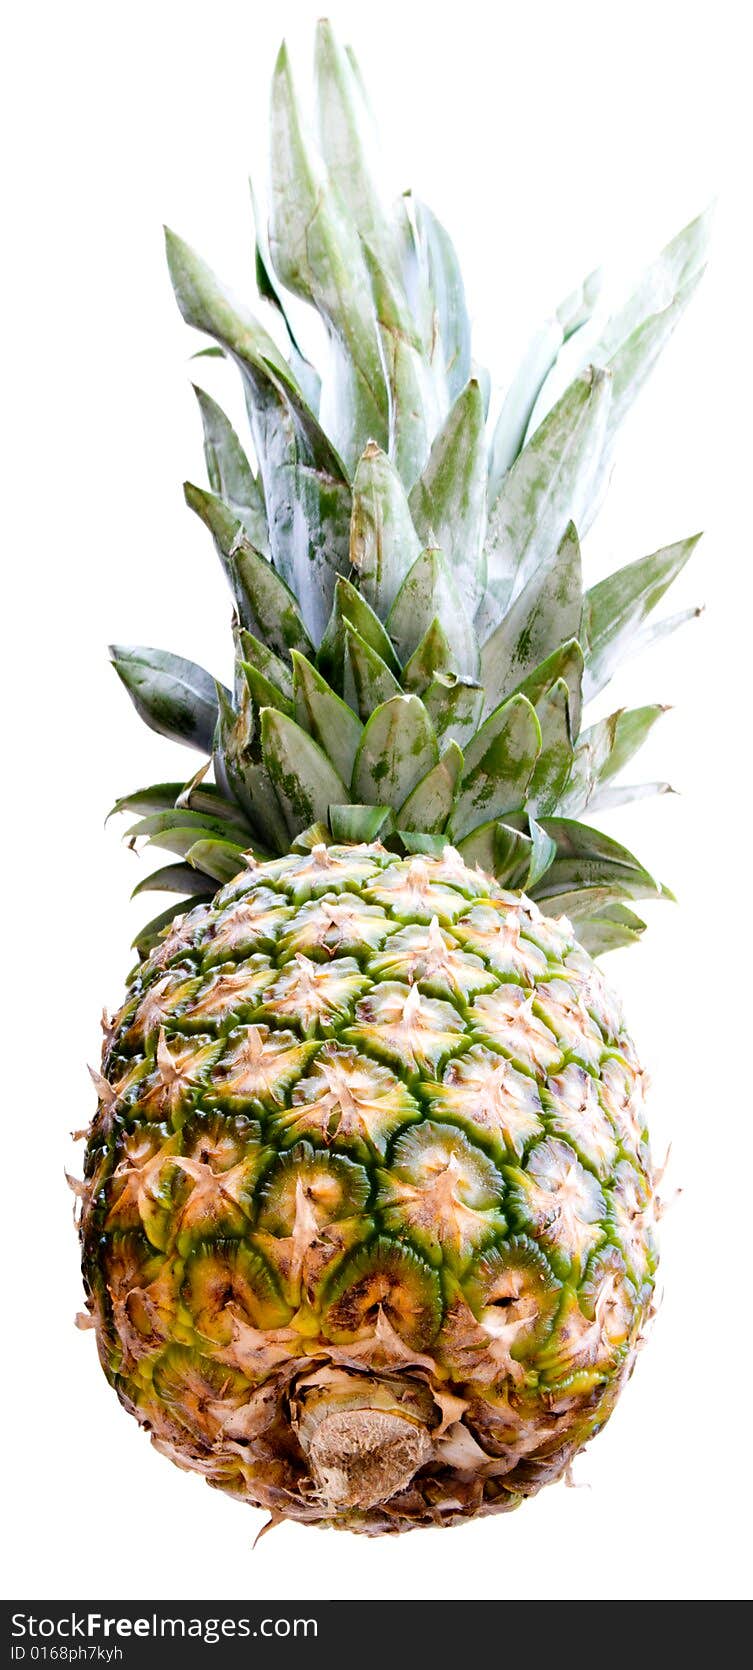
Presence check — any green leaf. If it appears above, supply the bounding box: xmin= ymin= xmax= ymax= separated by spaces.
xmin=507 ymin=638 xmax=584 ymax=742
xmin=480 ymin=521 xmax=583 ymax=717
xmin=192 ymin=385 xmax=268 ymax=552
xmin=237 ymin=628 xmax=294 ymax=701
xmin=349 ymin=443 xmax=422 ymax=617
xmin=527 ymin=680 xmax=574 ymax=816
xmin=449 ymin=694 xmax=541 ymax=841
xmin=240 ymin=659 xmax=294 ymax=719
xmin=527 ymin=815 xmax=557 ymax=888
xmin=126 ymin=806 xmax=251 ymax=849
xmin=589 ymin=780 xmax=673 ymax=812
xmin=228 ymin=539 xmax=313 ymax=661
xmin=292 ymin=651 xmax=364 ymax=786
xmin=363 ymin=241 xmax=439 ymax=490
xmin=213 ymin=684 xmax=288 ymax=852
xmin=261 ymin=708 xmax=350 ymax=838
xmin=186 ymin=838 xmax=248 ymax=883
xmin=387 ymin=548 xmax=479 ymax=679
xmin=131 ymin=863 xmax=213 ymax=899
xmin=165 ymin=225 xmax=290 ymax=377
xmin=318 ymin=575 xmax=400 ymax=690
xmin=397 ymin=741 xmax=463 ymax=832
xmin=488 ymin=268 xmax=602 ymax=493
xmin=532 ymin=819 xmax=671 ymax=904
xmin=110 ymin=645 xmax=225 ymax=754
xmin=414 ymin=200 xmax=471 ymax=400
xmin=351 ymin=694 xmax=438 ymax=807
xmin=594 ymin=704 xmax=668 ymax=784
xmin=269 ymin=43 xmax=388 ymax=467
xmin=183 ymin=480 xmax=244 ymax=585
xmin=403 ymin=619 xmax=455 ymax=693
xmin=482 ymin=368 xmax=611 ymax=618
xmin=314 ymin=20 xmax=400 ymax=287
xmin=343 ymin=625 xmax=403 ymax=720
xmin=423 ymin=674 xmax=484 ymax=751
xmin=249 ymin=177 xmax=322 ymax=415
xmin=109 ymin=783 xmax=185 ymax=820
xmin=576 ymin=903 xmax=648 ymax=955
xmin=457 ymin=820 xmax=532 ymax=887
xmin=582 ymin=534 xmax=701 ymax=699
xmin=329 ymin=804 xmax=395 ymax=843
xmin=165 ymin=229 xmax=352 ymax=640
xmin=409 ymin=379 xmax=487 ymax=614
xmin=525 ymin=210 xmax=711 ymax=463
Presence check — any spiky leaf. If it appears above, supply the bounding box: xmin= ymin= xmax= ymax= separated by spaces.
xmin=352 ymin=694 xmax=438 ymax=807
xmin=261 ymin=708 xmax=350 ymax=837
xmin=110 ymin=646 xmax=225 ymax=754
xmin=409 ymin=379 xmax=487 ymax=614
xmin=449 ymin=694 xmax=541 ymax=840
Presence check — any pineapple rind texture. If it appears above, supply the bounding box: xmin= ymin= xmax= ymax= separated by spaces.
xmin=80 ymin=845 xmax=656 ymax=1534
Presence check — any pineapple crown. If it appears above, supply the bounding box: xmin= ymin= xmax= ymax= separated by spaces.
xmin=110 ymin=22 xmax=707 ymax=959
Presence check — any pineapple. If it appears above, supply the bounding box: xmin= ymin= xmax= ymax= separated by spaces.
xmin=78 ymin=23 xmax=707 ymax=1534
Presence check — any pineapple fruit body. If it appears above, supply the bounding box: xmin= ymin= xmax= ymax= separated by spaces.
xmin=81 ymin=843 xmax=655 ymax=1534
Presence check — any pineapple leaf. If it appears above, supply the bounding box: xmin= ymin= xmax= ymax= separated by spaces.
xmin=131 ymin=862 xmax=212 ymax=899
xmin=191 ymin=385 xmax=268 ymax=551
xmin=590 ymin=703 xmax=668 ymax=785
xmin=165 ymin=226 xmax=290 ymax=378
xmin=559 ymin=711 xmax=619 ymax=817
xmin=403 ymin=619 xmax=455 ymax=694
xmin=349 ymin=443 xmax=422 ymax=617
xmin=363 ymin=239 xmax=439 ymax=489
xmin=423 ymin=673 xmax=484 ymax=751
xmin=329 ymin=804 xmax=395 ymax=843
xmin=318 ymin=575 xmax=400 ymax=689
xmin=488 ymin=269 xmax=602 ymax=494
xmin=343 ymin=625 xmax=403 ymax=719
xmin=409 ymin=379 xmax=488 ymax=615
xmin=582 ymin=534 xmax=701 ymax=700
xmin=527 ymin=680 xmax=574 ymax=816
xmin=237 ymin=629 xmax=295 ymax=701
xmin=387 ymin=548 xmax=480 ymax=679
xmin=397 ymin=741 xmax=464 ymax=833
xmin=186 ymin=838 xmax=252 ymax=882
xmin=480 ymin=522 xmax=582 ymax=718
xmin=414 ymin=199 xmax=471 ymax=400
xmin=589 ymin=780 xmax=674 ymax=812
xmin=230 ymin=539 xmax=314 ymax=661
xmin=456 ymin=819 xmax=532 ymax=887
xmin=575 ymin=903 xmax=648 ymax=955
xmin=532 ymin=818 xmax=671 ymax=904
xmin=126 ymin=807 xmax=251 ymax=848
xmin=508 ymin=638 xmax=584 ymax=740
xmin=110 ymin=645 xmax=226 ymax=754
xmin=449 ymin=694 xmax=542 ymax=841
xmin=351 ymin=693 xmax=438 ymax=807
xmin=249 ymin=176 xmax=322 ymax=415
xmin=527 ymin=815 xmax=558 ymax=887
xmin=261 ymin=707 xmax=350 ymax=837
xmin=482 ymin=368 xmax=611 ymax=619
xmin=240 ymin=660 xmax=295 ymax=719
xmin=292 ymin=651 xmax=364 ymax=785
xmin=269 ymin=43 xmax=388 ymax=466
xmin=314 ymin=20 xmax=399 ymax=286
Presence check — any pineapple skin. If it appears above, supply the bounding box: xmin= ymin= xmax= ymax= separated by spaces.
xmin=80 ymin=843 xmax=656 ymax=1534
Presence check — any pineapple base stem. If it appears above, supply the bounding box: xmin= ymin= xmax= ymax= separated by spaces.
xmin=301 ymin=1407 xmax=434 ymax=1513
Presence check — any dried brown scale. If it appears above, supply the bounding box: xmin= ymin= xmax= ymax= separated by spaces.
xmin=79 ymin=844 xmax=656 ymax=1532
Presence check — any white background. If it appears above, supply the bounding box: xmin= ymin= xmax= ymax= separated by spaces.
xmin=4 ymin=0 xmax=752 ymax=1602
